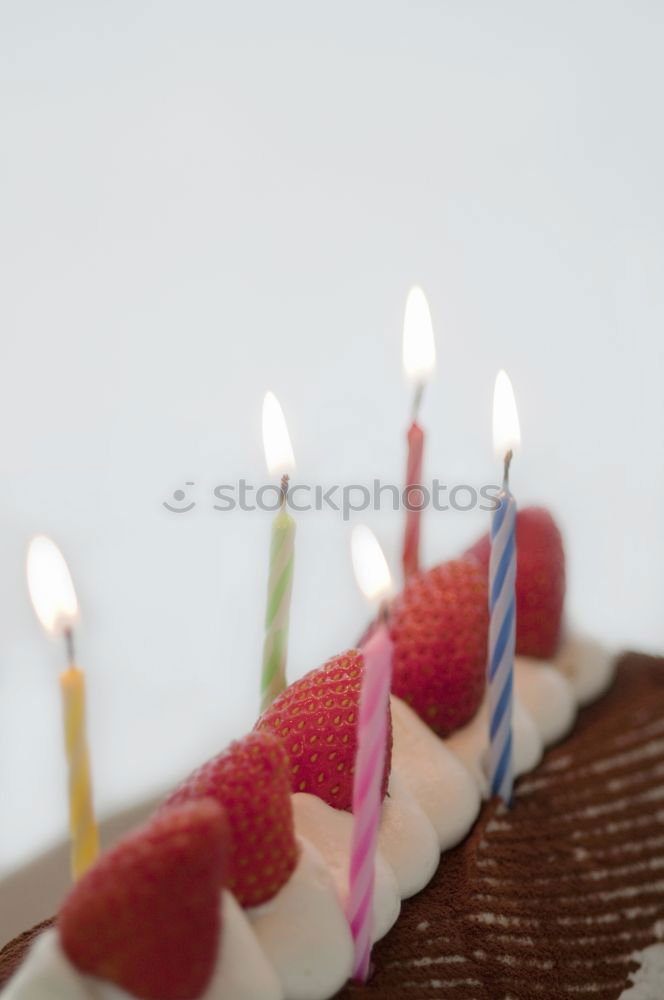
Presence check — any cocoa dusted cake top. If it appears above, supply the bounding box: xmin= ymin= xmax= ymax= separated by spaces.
xmin=0 ymin=924 xmax=53 ymax=991
xmin=337 ymin=652 xmax=664 ymax=1000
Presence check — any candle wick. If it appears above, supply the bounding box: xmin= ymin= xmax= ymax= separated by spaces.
xmin=378 ymin=599 xmax=390 ymax=625
xmin=503 ymin=449 xmax=513 ymax=489
xmin=280 ymin=474 xmax=290 ymax=508
xmin=412 ymin=382 xmax=424 ymax=422
xmin=64 ymin=626 xmax=76 ymax=668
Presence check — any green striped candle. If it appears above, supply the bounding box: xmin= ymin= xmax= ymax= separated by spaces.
xmin=260 ymin=392 xmax=296 ymax=712
xmin=260 ymin=483 xmax=296 ymax=711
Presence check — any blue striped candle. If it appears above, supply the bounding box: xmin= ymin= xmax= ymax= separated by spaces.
xmin=488 ymin=482 xmax=517 ymax=803
xmin=489 ymin=369 xmax=520 ymax=805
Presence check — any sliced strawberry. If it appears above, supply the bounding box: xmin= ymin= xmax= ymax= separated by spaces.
xmin=255 ymin=650 xmax=392 ymax=811
xmin=389 ymin=559 xmax=489 ymax=736
xmin=58 ymin=799 xmax=228 ymax=1000
xmin=164 ymin=731 xmax=298 ymax=908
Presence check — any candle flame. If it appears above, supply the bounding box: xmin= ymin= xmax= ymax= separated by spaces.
xmin=402 ymin=286 xmax=436 ymax=384
xmin=27 ymin=535 xmax=79 ymax=638
xmin=351 ymin=525 xmax=392 ymax=604
xmin=262 ymin=392 xmax=296 ymax=477
xmin=492 ymin=369 xmax=521 ymax=458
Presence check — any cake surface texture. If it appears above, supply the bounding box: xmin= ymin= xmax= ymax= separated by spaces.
xmin=1 ymin=652 xmax=663 ymax=999
xmin=336 ymin=652 xmax=664 ymax=999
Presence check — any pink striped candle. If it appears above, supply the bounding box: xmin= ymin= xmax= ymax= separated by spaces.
xmin=347 ymin=619 xmax=394 ymax=981
xmin=402 ymin=419 xmax=424 ymax=581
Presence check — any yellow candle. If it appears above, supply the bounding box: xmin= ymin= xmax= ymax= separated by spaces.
xmin=27 ymin=535 xmax=100 ymax=881
xmin=60 ymin=665 xmax=99 ymax=879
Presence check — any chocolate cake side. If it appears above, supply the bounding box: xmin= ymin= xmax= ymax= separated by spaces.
xmin=0 ymin=921 xmax=53 ymax=989
xmin=338 ymin=652 xmax=664 ymax=999
xmin=2 ymin=653 xmax=663 ymax=1000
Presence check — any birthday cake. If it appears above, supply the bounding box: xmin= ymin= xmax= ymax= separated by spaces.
xmin=2 ymin=508 xmax=664 ymax=1000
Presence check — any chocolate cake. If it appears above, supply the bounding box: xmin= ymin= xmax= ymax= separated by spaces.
xmin=338 ymin=652 xmax=664 ymax=999
xmin=2 ymin=651 xmax=663 ymax=999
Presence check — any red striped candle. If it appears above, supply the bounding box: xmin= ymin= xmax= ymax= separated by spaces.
xmin=401 ymin=286 xmax=435 ymax=584
xmin=402 ymin=419 xmax=424 ymax=581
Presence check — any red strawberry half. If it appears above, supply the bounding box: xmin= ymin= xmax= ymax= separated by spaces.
xmin=255 ymin=650 xmax=392 ymax=812
xmin=164 ymin=731 xmax=298 ymax=908
xmin=58 ymin=799 xmax=228 ymax=1000
xmin=389 ymin=559 xmax=489 ymax=737
xmin=465 ymin=505 xmax=565 ymax=659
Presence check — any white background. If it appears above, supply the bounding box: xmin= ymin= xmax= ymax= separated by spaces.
xmin=1 ymin=1 xmax=663 ymax=876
